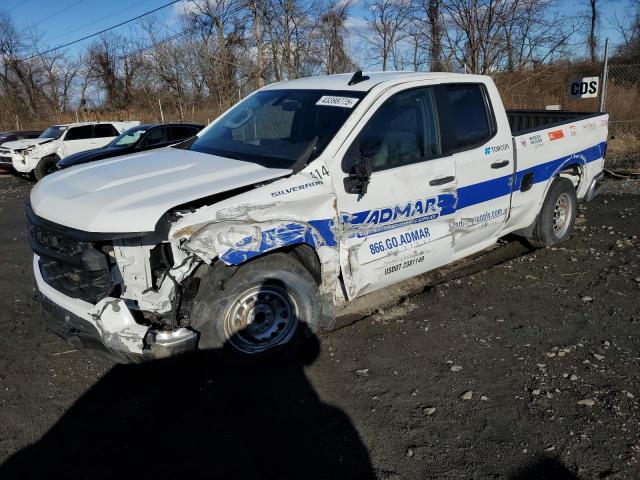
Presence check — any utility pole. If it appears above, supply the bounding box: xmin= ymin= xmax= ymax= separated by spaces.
xmin=158 ymin=98 xmax=165 ymax=123
xmin=599 ymin=38 xmax=609 ymax=112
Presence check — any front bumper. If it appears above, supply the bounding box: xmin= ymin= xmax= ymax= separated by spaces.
xmin=34 ymin=255 xmax=198 ymax=363
xmin=0 ymin=154 xmax=16 ymax=170
xmin=0 ymin=151 xmax=29 ymax=172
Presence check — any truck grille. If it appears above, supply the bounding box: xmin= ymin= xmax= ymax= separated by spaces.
xmin=27 ymin=210 xmax=114 ymax=304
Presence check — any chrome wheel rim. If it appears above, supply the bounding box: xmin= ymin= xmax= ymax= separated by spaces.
xmin=553 ymin=192 xmax=572 ymax=237
xmin=223 ymin=285 xmax=298 ymax=354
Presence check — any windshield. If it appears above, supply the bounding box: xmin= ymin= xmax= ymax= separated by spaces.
xmin=109 ymin=127 xmax=148 ymax=147
xmin=39 ymin=126 xmax=67 ymax=140
xmin=189 ymin=89 xmax=366 ymax=168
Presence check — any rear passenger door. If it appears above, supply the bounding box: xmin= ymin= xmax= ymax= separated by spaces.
xmin=93 ymin=123 xmax=120 ymax=148
xmin=334 ymin=85 xmax=457 ymax=299
xmin=62 ymin=125 xmax=94 ymax=156
xmin=433 ymin=83 xmax=513 ymax=256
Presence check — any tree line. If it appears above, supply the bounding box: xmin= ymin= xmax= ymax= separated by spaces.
xmin=0 ymin=0 xmax=638 ymax=129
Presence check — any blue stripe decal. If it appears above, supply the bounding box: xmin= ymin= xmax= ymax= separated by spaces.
xmin=220 ymin=219 xmax=335 ymax=265
xmin=457 ymin=141 xmax=605 ymax=209
xmin=220 ymin=141 xmax=605 ymax=265
xmin=456 ymin=175 xmax=513 ymax=209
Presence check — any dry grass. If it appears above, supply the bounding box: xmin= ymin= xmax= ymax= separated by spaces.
xmin=605 ymin=132 xmax=640 ymax=170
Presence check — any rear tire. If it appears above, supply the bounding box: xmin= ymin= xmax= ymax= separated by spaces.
xmin=34 ymin=155 xmax=59 ymax=181
xmin=190 ymin=252 xmax=321 ymax=357
xmin=527 ymin=177 xmax=577 ymax=248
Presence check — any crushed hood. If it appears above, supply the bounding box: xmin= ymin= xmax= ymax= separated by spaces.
xmin=3 ymin=138 xmax=54 ymax=151
xmin=30 ymin=148 xmax=292 ymax=233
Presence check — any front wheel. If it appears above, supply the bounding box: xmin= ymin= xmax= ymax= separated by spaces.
xmin=527 ymin=177 xmax=577 ymax=248
xmin=34 ymin=155 xmax=59 ymax=181
xmin=190 ymin=252 xmax=321 ymax=356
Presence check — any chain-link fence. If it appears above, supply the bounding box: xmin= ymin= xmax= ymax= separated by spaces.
xmin=603 ymin=63 xmax=640 ymax=168
xmin=492 ymin=64 xmax=600 ymax=112
xmin=605 ymin=64 xmax=640 ymax=135
xmin=491 ymin=61 xmax=640 ymax=169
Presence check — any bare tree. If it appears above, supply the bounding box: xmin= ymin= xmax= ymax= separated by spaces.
xmin=317 ymin=1 xmax=357 ymax=74
xmin=0 ymin=0 xmax=623 ymax=131
xmin=410 ymin=0 xmax=444 ymax=71
xmin=362 ymin=0 xmax=412 ymax=71
xmin=250 ymin=0 xmax=267 ymax=87
xmin=588 ymin=0 xmax=598 ymax=62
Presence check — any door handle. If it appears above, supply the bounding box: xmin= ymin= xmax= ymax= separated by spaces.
xmin=429 ymin=176 xmax=455 ymax=186
xmin=491 ymin=160 xmax=510 ymax=169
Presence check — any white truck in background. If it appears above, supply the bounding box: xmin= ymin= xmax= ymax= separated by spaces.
xmin=0 ymin=121 xmax=139 ymax=180
xmin=26 ymin=72 xmax=608 ymax=362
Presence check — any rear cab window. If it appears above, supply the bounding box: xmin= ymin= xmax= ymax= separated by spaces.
xmin=433 ymin=83 xmax=497 ymax=154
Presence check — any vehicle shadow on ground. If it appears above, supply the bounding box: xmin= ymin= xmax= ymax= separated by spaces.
xmin=510 ymin=456 xmax=581 ymax=479
xmin=0 ymin=334 xmax=376 ymax=480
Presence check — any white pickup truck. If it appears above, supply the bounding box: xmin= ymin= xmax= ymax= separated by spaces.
xmin=1 ymin=121 xmax=139 ymax=179
xmin=27 ymin=72 xmax=608 ymax=362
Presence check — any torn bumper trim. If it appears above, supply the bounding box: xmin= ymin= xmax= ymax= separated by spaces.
xmin=33 ymin=255 xmax=198 ymax=363
xmin=37 ymin=289 xmax=141 ymax=363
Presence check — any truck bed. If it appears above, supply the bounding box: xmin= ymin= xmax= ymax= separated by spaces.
xmin=507 ymin=109 xmax=604 ymax=136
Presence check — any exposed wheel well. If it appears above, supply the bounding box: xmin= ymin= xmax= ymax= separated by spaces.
xmin=558 ymin=162 xmax=583 ymax=189
xmin=289 ymin=244 xmax=322 ymax=286
xmin=201 ymin=243 xmax=323 ymax=288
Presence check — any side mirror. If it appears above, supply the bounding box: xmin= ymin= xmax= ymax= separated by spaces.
xmin=343 ymin=154 xmax=372 ymax=196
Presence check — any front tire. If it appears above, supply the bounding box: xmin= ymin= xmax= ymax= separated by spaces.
xmin=34 ymin=155 xmax=59 ymax=181
xmin=527 ymin=177 xmax=577 ymax=248
xmin=190 ymin=252 xmax=321 ymax=356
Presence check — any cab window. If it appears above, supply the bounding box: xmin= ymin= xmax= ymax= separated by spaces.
xmin=169 ymin=126 xmax=197 ymax=142
xmin=343 ymin=87 xmax=440 ymax=173
xmin=139 ymin=127 xmax=168 ymax=147
xmin=65 ymin=126 xmax=93 ymax=141
xmin=433 ymin=83 xmax=495 ymax=153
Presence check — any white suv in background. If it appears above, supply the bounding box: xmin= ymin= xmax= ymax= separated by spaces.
xmin=0 ymin=121 xmax=140 ymax=180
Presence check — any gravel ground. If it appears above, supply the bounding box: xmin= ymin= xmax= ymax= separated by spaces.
xmin=0 ymin=173 xmax=639 ymax=479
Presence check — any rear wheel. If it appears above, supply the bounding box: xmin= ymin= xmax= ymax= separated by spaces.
xmin=527 ymin=177 xmax=577 ymax=248
xmin=190 ymin=252 xmax=321 ymax=356
xmin=34 ymin=155 xmax=59 ymax=181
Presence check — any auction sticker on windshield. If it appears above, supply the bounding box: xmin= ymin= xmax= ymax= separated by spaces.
xmin=316 ymin=96 xmax=359 ymax=108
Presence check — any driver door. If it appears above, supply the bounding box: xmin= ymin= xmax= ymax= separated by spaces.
xmin=333 ymin=86 xmax=457 ymax=299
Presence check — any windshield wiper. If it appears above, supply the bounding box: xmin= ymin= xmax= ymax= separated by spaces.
xmin=289 ymin=136 xmax=318 ymax=173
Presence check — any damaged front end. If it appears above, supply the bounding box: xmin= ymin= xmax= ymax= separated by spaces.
xmin=29 ymin=167 xmax=343 ymax=362
xmin=27 ymin=203 xmax=200 ymax=363
xmin=167 ymin=177 xmax=342 ymax=328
